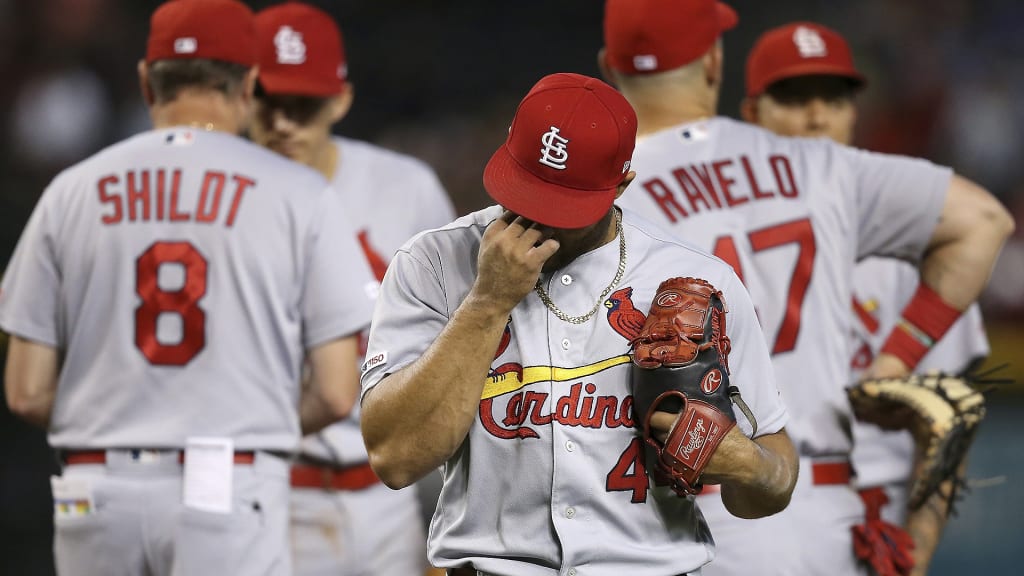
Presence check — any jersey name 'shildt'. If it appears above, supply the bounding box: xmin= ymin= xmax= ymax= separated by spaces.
xmin=96 ymin=168 xmax=254 ymax=227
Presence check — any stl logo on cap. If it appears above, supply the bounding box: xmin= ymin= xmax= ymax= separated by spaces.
xmin=274 ymin=25 xmax=307 ymax=65
xmin=793 ymin=26 xmax=828 ymax=58
xmin=539 ymin=126 xmax=570 ymax=171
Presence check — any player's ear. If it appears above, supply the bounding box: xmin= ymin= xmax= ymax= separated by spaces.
xmin=241 ymin=66 xmax=259 ymax=105
xmin=328 ymin=83 xmax=354 ymax=124
xmin=704 ymin=40 xmax=723 ymax=89
xmin=137 ymin=60 xmax=155 ymax=107
xmin=615 ymin=171 xmax=637 ymax=198
xmin=740 ymin=97 xmax=759 ymax=124
xmin=234 ymin=66 xmax=260 ymax=132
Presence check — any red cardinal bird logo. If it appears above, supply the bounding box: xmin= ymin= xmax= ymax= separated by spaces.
xmin=490 ymin=318 xmax=523 ymax=381
xmin=357 ymin=229 xmax=390 ymax=282
xmin=604 ymin=286 xmax=646 ymax=341
xmin=494 ymin=318 xmax=512 ymax=359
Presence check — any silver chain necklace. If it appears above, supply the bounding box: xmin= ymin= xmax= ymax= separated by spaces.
xmin=534 ymin=210 xmax=627 ymax=324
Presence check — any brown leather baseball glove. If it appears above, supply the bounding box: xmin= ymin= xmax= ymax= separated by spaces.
xmin=631 ymin=277 xmax=754 ymax=497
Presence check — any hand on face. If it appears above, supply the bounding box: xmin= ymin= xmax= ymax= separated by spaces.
xmin=472 ymin=211 xmax=560 ymax=314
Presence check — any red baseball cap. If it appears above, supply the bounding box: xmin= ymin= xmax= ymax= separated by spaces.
xmin=483 ymin=73 xmax=637 ymax=229
xmin=146 ymin=0 xmax=257 ymax=66
xmin=255 ymin=2 xmax=347 ymax=97
xmin=604 ymin=0 xmax=738 ymax=74
xmin=746 ymin=22 xmax=866 ymax=97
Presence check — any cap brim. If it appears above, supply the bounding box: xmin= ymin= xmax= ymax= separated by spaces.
xmin=717 ymin=3 xmax=739 ymax=31
xmin=258 ymin=69 xmax=343 ymax=97
xmin=482 ymin=144 xmax=617 ymax=229
xmin=758 ymin=63 xmax=867 ymax=95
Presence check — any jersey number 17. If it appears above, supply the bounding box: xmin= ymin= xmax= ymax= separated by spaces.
xmin=712 ymin=217 xmax=816 ymax=354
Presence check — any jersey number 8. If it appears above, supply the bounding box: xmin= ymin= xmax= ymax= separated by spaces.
xmin=134 ymin=241 xmax=208 ymax=366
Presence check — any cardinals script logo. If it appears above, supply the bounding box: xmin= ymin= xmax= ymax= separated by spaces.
xmin=604 ymin=287 xmax=646 ymax=341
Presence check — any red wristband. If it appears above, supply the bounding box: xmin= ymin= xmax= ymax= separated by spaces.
xmin=879 ymin=283 xmax=962 ymax=370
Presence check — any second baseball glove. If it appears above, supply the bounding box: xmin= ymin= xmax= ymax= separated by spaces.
xmin=631 ymin=277 xmax=754 ymax=497
xmin=847 ymin=372 xmax=986 ymax=511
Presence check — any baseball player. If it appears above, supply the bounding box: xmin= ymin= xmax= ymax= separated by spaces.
xmin=737 ymin=21 xmax=991 ymax=575
xmin=248 ymin=4 xmax=456 ymax=576
xmin=602 ymin=1 xmax=1013 ymax=575
xmin=360 ymin=72 xmax=799 ymax=576
xmin=0 ymin=1 xmax=375 ymax=575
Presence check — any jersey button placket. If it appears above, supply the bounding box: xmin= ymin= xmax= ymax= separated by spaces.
xmin=567 ymin=569 xmax=577 ymax=576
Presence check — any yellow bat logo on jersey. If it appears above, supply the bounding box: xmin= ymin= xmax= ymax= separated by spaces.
xmin=481 ymin=354 xmax=632 ymax=400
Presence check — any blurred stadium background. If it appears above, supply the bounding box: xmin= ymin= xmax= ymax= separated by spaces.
xmin=1 ymin=0 xmax=1021 ymax=573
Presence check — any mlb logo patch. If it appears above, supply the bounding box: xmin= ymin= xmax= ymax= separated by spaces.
xmin=633 ymin=54 xmax=658 ymax=71
xmin=165 ymin=130 xmax=195 ymax=147
xmin=174 ymin=37 xmax=197 ymax=55
xmin=679 ymin=122 xmax=709 ymax=142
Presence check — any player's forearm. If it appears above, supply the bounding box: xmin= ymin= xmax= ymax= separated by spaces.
xmin=4 ymin=336 xmax=59 ymax=429
xmin=904 ymin=460 xmax=959 ymax=575
xmin=4 ymin=382 xmax=55 ymax=428
xmin=905 ymin=494 xmax=949 ymax=576
xmin=298 ymin=389 xmax=344 ymax=435
xmin=714 ymin=429 xmax=799 ymax=519
xmin=362 ymin=292 xmax=513 ymax=489
xmin=920 ymin=176 xmax=1014 ymax=309
xmin=299 ymin=336 xmax=362 ymax=435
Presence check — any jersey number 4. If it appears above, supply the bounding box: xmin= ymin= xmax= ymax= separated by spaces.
xmin=135 ymin=241 xmax=208 ymax=366
xmin=712 ymin=218 xmax=816 ymax=354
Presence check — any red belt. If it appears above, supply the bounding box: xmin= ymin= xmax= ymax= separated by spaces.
xmin=63 ymin=450 xmax=256 ymax=466
xmin=699 ymin=461 xmax=852 ymax=495
xmin=290 ymin=461 xmax=380 ymax=491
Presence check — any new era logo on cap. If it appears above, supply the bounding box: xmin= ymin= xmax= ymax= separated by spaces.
xmin=793 ymin=26 xmax=827 ymax=58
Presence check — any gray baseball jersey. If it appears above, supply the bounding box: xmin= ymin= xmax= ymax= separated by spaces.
xmin=850 ymin=257 xmax=989 ymax=489
xmin=0 ymin=127 xmax=375 ymax=451
xmin=616 ymin=117 xmax=950 ymax=458
xmin=302 ymin=136 xmax=455 ymax=466
xmin=361 ymin=205 xmax=788 ymax=576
